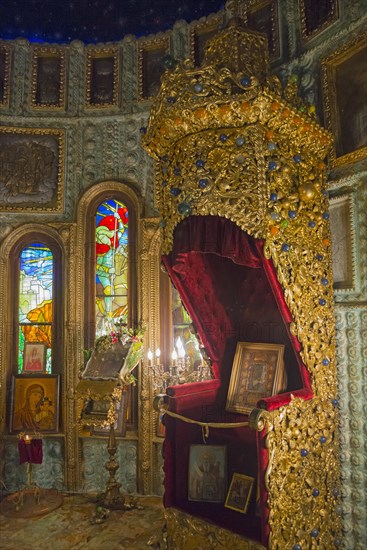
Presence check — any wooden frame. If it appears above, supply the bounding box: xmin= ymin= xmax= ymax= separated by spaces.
xmin=322 ymin=31 xmax=367 ymax=167
xmin=10 ymin=374 xmax=60 ymax=433
xmin=188 ymin=444 xmax=227 ymax=503
xmin=299 ymin=0 xmax=339 ymax=43
xmin=0 ymin=126 xmax=65 ymax=212
xmin=31 ymin=46 xmax=66 ymax=110
xmin=226 ymin=342 xmax=284 ymax=415
xmin=137 ymin=34 xmax=171 ymax=100
xmin=225 ymin=473 xmax=254 ymax=514
xmin=0 ymin=42 xmax=11 ymax=108
xmin=85 ymin=46 xmax=119 ymax=108
xmin=23 ymin=342 xmax=47 ymax=373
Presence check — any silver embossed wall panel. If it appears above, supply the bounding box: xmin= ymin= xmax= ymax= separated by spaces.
xmin=81 ymin=439 xmax=137 ymax=494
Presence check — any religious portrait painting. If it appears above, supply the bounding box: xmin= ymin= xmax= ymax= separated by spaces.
xmin=225 ymin=473 xmax=255 ymax=514
xmin=226 ymin=342 xmax=285 ymax=415
xmin=31 ymin=47 xmax=66 ymax=109
xmin=23 ymin=342 xmax=47 ymax=373
xmin=0 ymin=127 xmax=65 ymax=211
xmin=10 ymin=374 xmax=60 ymax=433
xmin=188 ymin=444 xmax=227 ymax=503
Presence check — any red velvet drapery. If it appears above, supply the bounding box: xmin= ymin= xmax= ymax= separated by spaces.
xmin=162 ymin=216 xmax=313 ymax=545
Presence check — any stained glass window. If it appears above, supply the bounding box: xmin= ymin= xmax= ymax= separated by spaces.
xmin=95 ymin=198 xmax=128 ymax=336
xmin=19 ymin=243 xmax=53 ymax=373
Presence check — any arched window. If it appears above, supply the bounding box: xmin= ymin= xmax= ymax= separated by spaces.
xmin=19 ymin=243 xmax=54 ymax=373
xmin=12 ymin=234 xmax=62 ymax=376
xmin=95 ymin=198 xmax=129 ymax=336
xmin=80 ymin=185 xmax=139 ymax=431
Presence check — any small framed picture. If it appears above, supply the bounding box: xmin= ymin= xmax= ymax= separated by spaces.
xmin=226 ymin=342 xmax=285 ymax=415
xmin=23 ymin=342 xmax=47 ymax=373
xmin=10 ymin=374 xmax=60 ymax=433
xmin=188 ymin=444 xmax=227 ymax=503
xmin=225 ymin=473 xmax=254 ymax=514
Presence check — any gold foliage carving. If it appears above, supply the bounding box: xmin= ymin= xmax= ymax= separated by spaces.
xmin=165 ymin=508 xmax=266 ymax=550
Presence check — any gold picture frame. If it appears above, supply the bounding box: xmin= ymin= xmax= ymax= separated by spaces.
xmin=188 ymin=444 xmax=227 ymax=503
xmin=225 ymin=473 xmax=254 ymax=514
xmin=329 ymin=193 xmax=356 ymax=292
xmin=23 ymin=342 xmax=47 ymax=374
xmin=243 ymin=0 xmax=280 ymax=59
xmin=10 ymin=374 xmax=60 ymax=434
xmin=0 ymin=126 xmax=65 ymax=212
xmin=31 ymin=46 xmax=66 ymax=110
xmin=0 ymin=42 xmax=11 ymax=108
xmin=299 ymin=0 xmax=339 ymax=43
xmin=322 ymin=31 xmax=367 ymax=167
xmin=189 ymin=14 xmax=223 ymax=67
xmin=226 ymin=342 xmax=285 ymax=415
xmin=85 ymin=46 xmax=119 ymax=109
xmin=137 ymin=34 xmax=171 ymax=100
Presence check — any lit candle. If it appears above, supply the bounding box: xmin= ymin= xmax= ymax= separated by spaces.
xmin=24 ymin=434 xmax=31 ymax=444
xmin=172 ymin=349 xmax=177 ymax=365
xmin=147 ymin=349 xmax=153 ymax=365
xmin=155 ymin=348 xmax=161 ymax=365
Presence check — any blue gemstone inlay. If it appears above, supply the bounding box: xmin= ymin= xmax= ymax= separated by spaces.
xmin=288 ymin=210 xmax=297 ymax=219
xmin=319 ymin=298 xmax=326 ymax=306
xmin=178 ymin=201 xmax=191 ymax=216
xmin=322 ymin=358 xmax=330 ymax=366
xmin=240 ymin=75 xmax=251 ymax=86
xmin=173 ymin=167 xmax=180 ymax=176
xmin=320 ymin=435 xmax=327 ymax=444
xmin=311 ymin=529 xmax=319 ymax=538
xmin=196 ymin=159 xmax=204 ymax=168
xmin=162 ymin=179 xmax=168 ymax=187
xmin=270 ymin=212 xmax=279 ymax=220
xmin=219 ymin=133 xmax=228 ymax=142
xmin=267 ymin=141 xmax=277 ymax=151
xmin=170 ymin=187 xmax=181 ymax=196
xmin=331 ymin=399 xmax=339 ymax=407
xmin=139 ymin=126 xmax=147 ymax=134
xmin=198 ymin=179 xmax=208 ymax=188
xmin=321 ymin=278 xmax=328 ymax=285
xmin=281 ymin=243 xmax=290 ymax=252
xmin=236 ymin=136 xmax=245 ymax=146
xmin=293 ymin=154 xmax=302 ymax=163
xmin=308 ymin=220 xmax=316 ymax=228
xmin=312 ymin=489 xmax=320 ymax=497
xmin=270 ymin=193 xmax=278 ymax=201
xmin=316 ymin=254 xmax=324 ymax=261
xmin=293 ymin=545 xmax=302 ymax=550
xmin=167 ymin=96 xmax=176 ymax=103
xmin=193 ymin=83 xmax=203 ymax=93
xmin=322 ymin=212 xmax=330 ymax=220
xmin=268 ymin=161 xmax=277 ymax=170
xmin=301 ymin=449 xmax=308 ymax=457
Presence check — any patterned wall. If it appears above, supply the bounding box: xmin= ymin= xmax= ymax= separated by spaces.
xmin=0 ymin=0 xmax=366 ymax=546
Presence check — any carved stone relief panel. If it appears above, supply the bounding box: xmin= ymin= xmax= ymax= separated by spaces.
xmin=0 ymin=127 xmax=65 ymax=212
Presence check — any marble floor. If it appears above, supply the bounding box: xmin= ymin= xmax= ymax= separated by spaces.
xmin=0 ymin=493 xmax=165 ymax=550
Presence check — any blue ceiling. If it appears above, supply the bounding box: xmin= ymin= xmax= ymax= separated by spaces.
xmin=0 ymin=0 xmax=225 ymax=44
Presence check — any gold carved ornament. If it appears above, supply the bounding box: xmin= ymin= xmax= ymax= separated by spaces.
xmin=143 ymin=19 xmax=341 ymax=549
